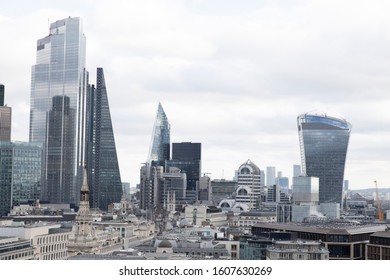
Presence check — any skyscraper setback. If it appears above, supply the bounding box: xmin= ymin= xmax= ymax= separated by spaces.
xmin=29 ymin=17 xmax=88 ymax=205
xmin=297 ymin=113 xmax=351 ymax=205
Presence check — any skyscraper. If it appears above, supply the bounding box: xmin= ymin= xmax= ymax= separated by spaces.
xmin=297 ymin=113 xmax=351 ymax=205
xmin=235 ymin=159 xmax=262 ymax=209
xmin=0 ymin=84 xmax=4 ymax=106
xmin=147 ymin=102 xmax=170 ymax=166
xmin=86 ymin=68 xmax=122 ymax=210
xmin=29 ymin=17 xmax=88 ymax=205
xmin=166 ymin=142 xmax=201 ymax=203
xmin=266 ymin=166 xmax=276 ymax=187
xmin=0 ymin=84 xmax=11 ymax=142
xmin=0 ymin=142 xmax=42 ymax=216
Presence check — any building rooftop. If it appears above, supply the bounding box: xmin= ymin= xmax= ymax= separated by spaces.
xmin=253 ymin=222 xmax=387 ymax=235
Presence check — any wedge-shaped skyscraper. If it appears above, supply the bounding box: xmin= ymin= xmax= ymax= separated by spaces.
xmin=297 ymin=113 xmax=351 ymax=205
xmin=86 ymin=68 xmax=122 ymax=211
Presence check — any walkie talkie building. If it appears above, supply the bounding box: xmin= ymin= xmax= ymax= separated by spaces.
xmin=297 ymin=113 xmax=351 ymax=206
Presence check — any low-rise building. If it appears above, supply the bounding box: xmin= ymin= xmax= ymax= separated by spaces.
xmin=230 ymin=211 xmax=276 ymax=229
xmin=0 ymin=236 xmax=34 ymax=260
xmin=252 ymin=221 xmax=387 ymax=260
xmin=366 ymin=230 xmax=390 ymax=260
xmin=266 ymin=240 xmax=329 ymax=260
xmin=0 ymin=220 xmax=70 ymax=260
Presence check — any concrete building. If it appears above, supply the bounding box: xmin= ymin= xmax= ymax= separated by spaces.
xmin=366 ymin=230 xmax=390 ymax=260
xmin=252 ymin=221 xmax=387 ymax=260
xmin=239 ymin=232 xmax=296 ymax=260
xmin=235 ymin=159 xmax=263 ymax=209
xmin=0 ymin=236 xmax=34 ymax=260
xmin=211 ymin=179 xmax=237 ymax=205
xmin=184 ymin=205 xmax=227 ymax=227
xmin=135 ymin=238 xmax=230 ymax=259
xmin=0 ymin=220 xmax=70 ymax=260
xmin=266 ymin=240 xmax=329 ymax=260
xmin=230 ymin=211 xmax=276 ymax=230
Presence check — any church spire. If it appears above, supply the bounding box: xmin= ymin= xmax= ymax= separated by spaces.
xmin=81 ymin=161 xmax=89 ymax=192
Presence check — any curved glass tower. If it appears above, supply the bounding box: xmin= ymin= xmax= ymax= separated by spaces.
xmin=297 ymin=113 xmax=351 ymax=205
xmin=147 ymin=102 xmax=170 ymax=165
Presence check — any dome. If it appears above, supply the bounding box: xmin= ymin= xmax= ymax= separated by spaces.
xmin=158 ymin=239 xmax=173 ymax=248
xmin=238 ymin=159 xmax=261 ymax=175
xmin=218 ymin=199 xmax=235 ymax=208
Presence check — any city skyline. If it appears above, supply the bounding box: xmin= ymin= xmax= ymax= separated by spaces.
xmin=1 ymin=1 xmax=389 ymax=189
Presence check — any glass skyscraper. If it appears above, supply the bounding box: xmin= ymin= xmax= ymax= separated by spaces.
xmin=147 ymin=102 xmax=170 ymax=166
xmin=29 ymin=17 xmax=88 ymax=205
xmin=86 ymin=68 xmax=122 ymax=210
xmin=0 ymin=84 xmax=11 ymax=142
xmin=0 ymin=142 xmax=42 ymax=216
xmin=166 ymin=142 xmax=201 ymax=203
xmin=297 ymin=113 xmax=351 ymax=205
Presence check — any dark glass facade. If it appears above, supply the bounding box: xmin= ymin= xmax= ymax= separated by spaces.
xmin=0 ymin=142 xmax=42 ymax=216
xmin=297 ymin=114 xmax=351 ymax=205
xmin=47 ymin=96 xmax=75 ymax=203
xmin=0 ymin=84 xmax=4 ymax=106
xmin=166 ymin=142 xmax=201 ymax=202
xmin=0 ymin=84 xmax=11 ymax=142
xmin=86 ymin=68 xmax=122 ymax=210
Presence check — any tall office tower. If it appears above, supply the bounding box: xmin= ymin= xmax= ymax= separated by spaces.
xmin=29 ymin=17 xmax=88 ymax=205
xmin=293 ymin=164 xmax=301 ymax=177
xmin=0 ymin=142 xmax=42 ymax=216
xmin=292 ymin=176 xmax=319 ymax=205
xmin=161 ymin=167 xmax=187 ymax=206
xmin=198 ymin=174 xmax=212 ymax=202
xmin=46 ymin=96 xmax=74 ymax=203
xmin=147 ymin=102 xmax=170 ymax=166
xmin=86 ymin=68 xmax=122 ymax=210
xmin=139 ymin=164 xmax=163 ymax=210
xmin=0 ymin=84 xmax=4 ymax=106
xmin=266 ymin=166 xmax=276 ymax=187
xmin=0 ymin=84 xmax=11 ymax=142
xmin=297 ymin=113 xmax=351 ymax=205
xmin=276 ymin=172 xmax=289 ymax=193
xmin=235 ymin=159 xmax=262 ymax=209
xmin=166 ymin=142 xmax=201 ymax=203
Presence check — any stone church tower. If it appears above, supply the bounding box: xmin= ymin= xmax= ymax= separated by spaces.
xmin=67 ymin=164 xmax=100 ymax=256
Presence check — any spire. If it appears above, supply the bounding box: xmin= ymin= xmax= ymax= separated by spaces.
xmin=81 ymin=162 xmax=88 ymax=192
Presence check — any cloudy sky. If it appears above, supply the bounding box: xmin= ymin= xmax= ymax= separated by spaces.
xmin=1 ymin=0 xmax=389 ymax=190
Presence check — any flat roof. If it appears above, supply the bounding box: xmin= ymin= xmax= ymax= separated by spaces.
xmin=253 ymin=222 xmax=387 ymax=235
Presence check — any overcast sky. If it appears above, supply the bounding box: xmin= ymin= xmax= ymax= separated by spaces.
xmin=1 ymin=0 xmax=389 ymax=190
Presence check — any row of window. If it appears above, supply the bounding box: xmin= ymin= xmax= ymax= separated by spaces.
xmin=0 ymin=250 xmax=34 ymax=260
xmin=37 ymin=234 xmax=69 ymax=245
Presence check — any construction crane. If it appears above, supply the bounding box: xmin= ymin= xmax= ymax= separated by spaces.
xmin=374 ymin=180 xmax=385 ymax=221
